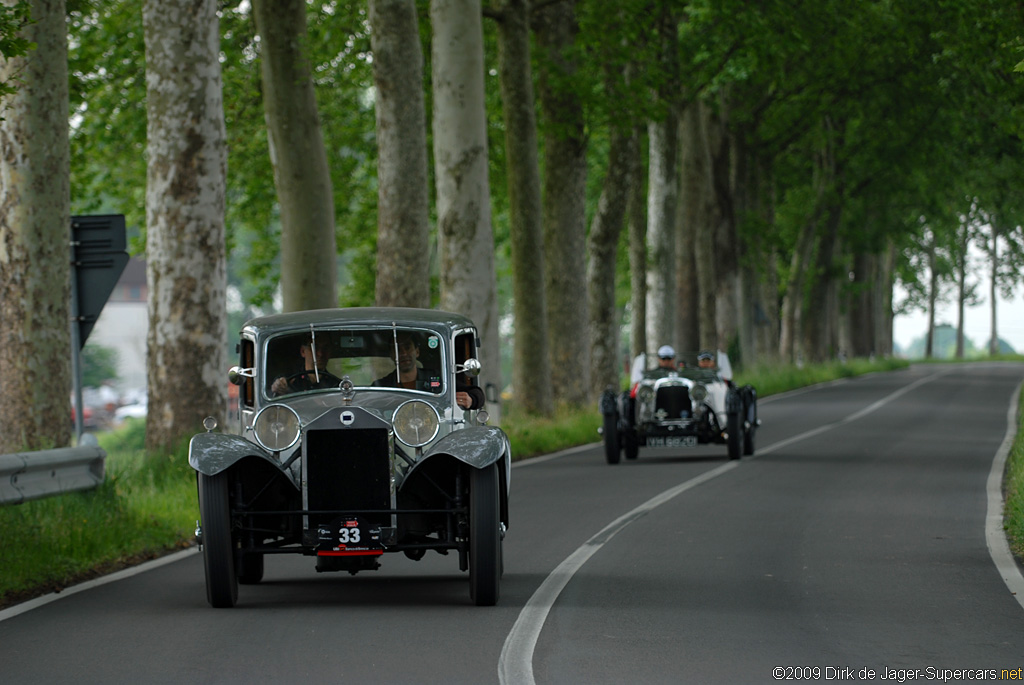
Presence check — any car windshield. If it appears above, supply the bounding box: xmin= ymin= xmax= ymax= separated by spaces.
xmin=264 ymin=327 xmax=445 ymax=398
xmin=672 ymin=353 xmax=721 ymax=382
xmin=679 ymin=367 xmax=720 ymax=382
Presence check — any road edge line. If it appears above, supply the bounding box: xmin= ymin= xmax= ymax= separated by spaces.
xmin=986 ymin=379 xmax=1024 ymax=610
xmin=0 ymin=547 xmax=199 ymax=623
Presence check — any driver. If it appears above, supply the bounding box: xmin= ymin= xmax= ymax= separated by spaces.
xmin=697 ymin=350 xmax=716 ymax=369
xmin=643 ymin=345 xmax=679 ymax=379
xmin=270 ymin=334 xmax=341 ymax=396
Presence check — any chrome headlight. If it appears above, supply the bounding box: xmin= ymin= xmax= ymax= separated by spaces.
xmin=690 ymin=383 xmax=708 ymax=402
xmin=393 ymin=400 xmax=440 ymax=448
xmin=253 ymin=404 xmax=301 ymax=452
xmin=637 ymin=385 xmax=655 ymax=405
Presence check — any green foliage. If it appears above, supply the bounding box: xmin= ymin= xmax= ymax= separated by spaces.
xmin=0 ymin=1 xmax=33 ymax=100
xmin=504 ymin=403 xmax=602 ymax=461
xmin=62 ymin=0 xmax=1024 ymax=362
xmin=733 ymin=357 xmax=910 ymax=398
xmin=80 ymin=344 xmax=119 ymax=387
xmin=67 ymin=0 xmax=147 ymax=238
xmin=900 ymin=324 xmax=1019 ymax=359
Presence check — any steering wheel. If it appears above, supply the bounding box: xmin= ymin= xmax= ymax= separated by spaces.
xmin=284 ymin=370 xmax=340 ymax=388
xmin=284 ymin=371 xmax=313 ymax=386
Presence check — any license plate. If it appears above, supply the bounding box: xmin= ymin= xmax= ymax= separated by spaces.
xmin=316 ymin=516 xmax=383 ymax=555
xmin=647 ymin=435 xmax=697 ymax=448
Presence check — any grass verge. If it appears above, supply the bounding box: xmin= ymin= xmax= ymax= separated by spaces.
xmin=1004 ymin=384 xmax=1024 ymax=560
xmin=2 ymin=356 xmax=1021 ymax=610
xmin=0 ymin=420 xmax=197 ymax=608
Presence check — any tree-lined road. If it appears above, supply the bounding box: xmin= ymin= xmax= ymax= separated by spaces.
xmin=2 ymin=364 xmax=1023 ymax=684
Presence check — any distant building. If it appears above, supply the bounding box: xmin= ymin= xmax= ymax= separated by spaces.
xmin=88 ymin=257 xmax=148 ymax=392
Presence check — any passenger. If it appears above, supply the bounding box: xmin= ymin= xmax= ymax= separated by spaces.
xmin=697 ymin=350 xmax=716 ymax=369
xmin=374 ymin=332 xmax=483 ymax=409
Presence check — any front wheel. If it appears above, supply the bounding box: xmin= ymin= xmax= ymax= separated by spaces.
xmin=198 ymin=472 xmax=238 ymax=607
xmin=469 ymin=464 xmax=501 ymax=606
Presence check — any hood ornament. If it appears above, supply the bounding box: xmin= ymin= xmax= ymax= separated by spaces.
xmin=340 ymin=376 xmax=355 ymax=405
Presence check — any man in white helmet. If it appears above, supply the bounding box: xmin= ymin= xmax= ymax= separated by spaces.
xmin=642 ymin=344 xmax=680 ymax=380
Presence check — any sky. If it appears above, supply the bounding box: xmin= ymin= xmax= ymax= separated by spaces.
xmin=892 ymin=284 xmax=1024 ymax=354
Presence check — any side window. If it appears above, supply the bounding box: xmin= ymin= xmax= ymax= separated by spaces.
xmin=240 ymin=338 xmax=255 ymax=408
xmin=454 ymin=331 xmax=478 ymax=392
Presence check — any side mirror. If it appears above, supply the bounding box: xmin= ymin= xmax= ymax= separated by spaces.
xmin=228 ymin=366 xmax=256 ymax=385
xmin=455 ymin=358 xmax=482 ymax=377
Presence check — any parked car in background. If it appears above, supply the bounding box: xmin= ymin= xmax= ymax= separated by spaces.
xmin=189 ymin=308 xmax=511 ymax=607
xmin=601 ymin=351 xmax=758 ymax=463
xmin=113 ymin=399 xmax=147 ymax=423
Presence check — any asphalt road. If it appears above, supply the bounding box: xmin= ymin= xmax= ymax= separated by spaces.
xmin=2 ymin=363 xmax=1023 ymax=684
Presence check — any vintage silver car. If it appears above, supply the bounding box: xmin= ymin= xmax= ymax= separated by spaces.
xmin=600 ymin=351 xmax=758 ymax=463
xmin=189 ymin=308 xmax=510 ymax=607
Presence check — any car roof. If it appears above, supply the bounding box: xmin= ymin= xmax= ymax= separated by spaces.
xmin=240 ymin=307 xmax=478 ymax=338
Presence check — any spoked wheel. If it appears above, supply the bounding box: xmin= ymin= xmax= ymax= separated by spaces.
xmin=469 ymin=463 xmax=501 ymax=606
xmin=198 ymin=472 xmax=238 ymax=607
xmin=603 ymin=413 xmax=621 ymax=464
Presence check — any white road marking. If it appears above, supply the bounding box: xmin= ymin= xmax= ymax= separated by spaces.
xmin=986 ymin=379 xmax=1024 ymax=610
xmin=498 ymin=462 xmax=738 ymax=685
xmin=498 ymin=367 xmax=1024 ymax=684
xmin=0 ymin=547 xmax=198 ymax=623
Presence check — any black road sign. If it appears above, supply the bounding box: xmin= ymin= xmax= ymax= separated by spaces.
xmin=71 ymin=214 xmax=130 ymax=347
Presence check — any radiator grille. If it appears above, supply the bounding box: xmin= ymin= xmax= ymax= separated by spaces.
xmin=305 ymin=427 xmax=391 ymax=528
xmin=656 ymin=385 xmax=692 ymax=419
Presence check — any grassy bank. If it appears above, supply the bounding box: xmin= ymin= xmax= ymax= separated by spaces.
xmin=0 ymin=420 xmax=197 ymax=607
xmin=3 ymin=356 xmax=1022 ymax=609
xmin=1003 ymin=384 xmax=1024 ymax=560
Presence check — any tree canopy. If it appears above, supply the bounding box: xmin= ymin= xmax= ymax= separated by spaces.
xmin=6 ymin=0 xmax=1021 ymax=442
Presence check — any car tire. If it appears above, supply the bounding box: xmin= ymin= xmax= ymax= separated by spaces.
xmin=603 ymin=413 xmax=621 ymax=464
xmin=624 ymin=430 xmax=639 ymax=460
xmin=743 ymin=390 xmax=757 ymax=456
xmin=469 ymin=463 xmax=501 ymax=606
xmin=727 ymin=411 xmax=742 ymax=460
xmin=198 ymin=472 xmax=238 ymax=608
xmin=237 ymin=553 xmax=264 ymax=585
xmin=726 ymin=388 xmax=742 ymax=460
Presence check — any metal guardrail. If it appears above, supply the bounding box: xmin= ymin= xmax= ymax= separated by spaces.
xmin=0 ymin=438 xmax=106 ymax=506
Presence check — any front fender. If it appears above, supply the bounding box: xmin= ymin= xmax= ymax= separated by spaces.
xmin=404 ymin=426 xmax=512 ymax=525
xmin=420 ymin=425 xmax=510 ymax=472
xmin=188 ymin=432 xmax=295 ymax=486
